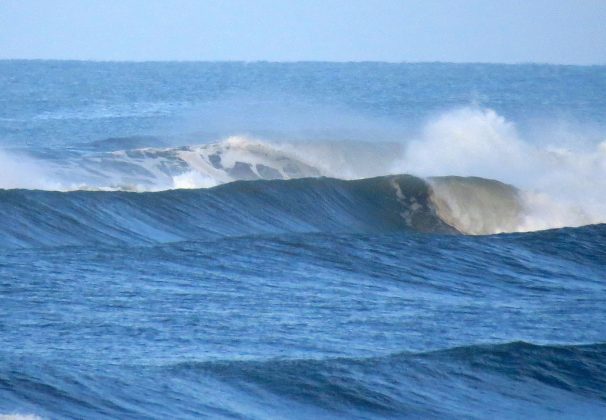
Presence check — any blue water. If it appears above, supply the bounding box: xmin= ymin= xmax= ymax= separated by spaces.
xmin=1 ymin=61 xmax=605 ymax=419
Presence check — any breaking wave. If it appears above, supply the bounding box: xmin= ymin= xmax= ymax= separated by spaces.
xmin=0 ymin=172 xmax=605 ymax=248
xmin=1 ymin=107 xmax=605 ymax=235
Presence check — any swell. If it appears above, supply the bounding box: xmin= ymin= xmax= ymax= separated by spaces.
xmin=3 ymin=342 xmax=605 ymax=419
xmin=171 ymin=341 xmax=606 ymax=406
xmin=0 ymin=175 xmax=457 ymax=248
xmin=1 ymin=172 xmax=603 ymax=248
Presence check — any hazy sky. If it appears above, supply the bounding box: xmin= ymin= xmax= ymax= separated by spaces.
xmin=1 ymin=0 xmax=605 ymax=64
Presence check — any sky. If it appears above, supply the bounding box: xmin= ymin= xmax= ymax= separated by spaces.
xmin=1 ymin=0 xmax=605 ymax=64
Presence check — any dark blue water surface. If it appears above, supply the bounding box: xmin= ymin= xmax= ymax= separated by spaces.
xmin=1 ymin=61 xmax=605 ymax=419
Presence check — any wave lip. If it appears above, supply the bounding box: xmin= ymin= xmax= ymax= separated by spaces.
xmin=2 ymin=136 xmax=326 ymax=192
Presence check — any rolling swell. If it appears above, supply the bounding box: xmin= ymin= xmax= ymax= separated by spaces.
xmin=0 ymin=175 xmax=458 ymax=248
xmin=3 ymin=342 xmax=605 ymax=419
xmin=3 ymin=171 xmax=602 ymax=248
xmin=175 ymin=341 xmax=606 ymax=417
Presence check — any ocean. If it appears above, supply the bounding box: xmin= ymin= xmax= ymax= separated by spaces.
xmin=0 ymin=61 xmax=605 ymax=419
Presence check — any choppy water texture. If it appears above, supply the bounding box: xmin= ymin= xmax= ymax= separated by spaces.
xmin=0 ymin=61 xmax=605 ymax=419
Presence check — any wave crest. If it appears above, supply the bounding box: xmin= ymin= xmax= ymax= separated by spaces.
xmin=1 ymin=107 xmax=605 ymax=233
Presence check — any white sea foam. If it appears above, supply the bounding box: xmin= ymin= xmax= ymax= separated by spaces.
xmin=394 ymin=107 xmax=606 ymax=232
xmin=172 ymin=170 xmax=218 ymax=189
xmin=0 ymin=414 xmax=43 ymax=420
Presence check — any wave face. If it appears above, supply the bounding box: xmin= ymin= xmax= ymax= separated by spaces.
xmin=0 ymin=171 xmax=558 ymax=248
xmin=429 ymin=176 xmax=523 ymax=235
xmin=0 ymin=175 xmax=460 ymax=248
xmin=0 ymin=168 xmax=600 ymax=246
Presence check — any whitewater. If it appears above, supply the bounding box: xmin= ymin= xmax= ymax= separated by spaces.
xmin=0 ymin=61 xmax=605 ymax=419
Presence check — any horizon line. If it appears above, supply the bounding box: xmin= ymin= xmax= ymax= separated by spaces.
xmin=1 ymin=58 xmax=605 ymax=67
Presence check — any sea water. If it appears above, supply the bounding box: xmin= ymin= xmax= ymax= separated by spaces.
xmin=0 ymin=61 xmax=605 ymax=419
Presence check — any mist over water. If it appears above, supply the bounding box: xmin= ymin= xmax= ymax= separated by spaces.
xmin=0 ymin=149 xmax=58 ymax=190
xmin=396 ymin=107 xmax=606 ymax=231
